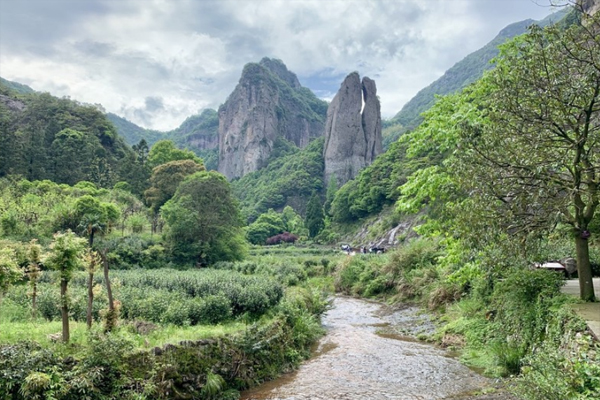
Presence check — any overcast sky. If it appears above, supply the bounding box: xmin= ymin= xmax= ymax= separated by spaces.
xmin=0 ymin=0 xmax=560 ymax=131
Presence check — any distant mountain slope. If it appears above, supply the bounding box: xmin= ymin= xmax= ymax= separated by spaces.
xmin=383 ymin=8 xmax=570 ymax=148
xmin=231 ymin=137 xmax=325 ymax=222
xmin=107 ymin=109 xmax=220 ymax=170
xmin=0 ymin=77 xmax=35 ymax=95
xmin=107 ymin=112 xmax=164 ymax=146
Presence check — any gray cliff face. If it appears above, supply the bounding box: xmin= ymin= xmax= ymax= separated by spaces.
xmin=218 ymin=58 xmax=326 ymax=180
xmin=185 ymin=133 xmax=218 ymax=150
xmin=323 ymin=73 xmax=382 ymax=186
xmin=0 ymin=94 xmax=26 ymax=112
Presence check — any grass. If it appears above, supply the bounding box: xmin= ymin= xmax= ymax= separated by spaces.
xmin=0 ymin=318 xmax=248 ymax=350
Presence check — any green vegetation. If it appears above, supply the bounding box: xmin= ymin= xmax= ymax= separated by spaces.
xmin=232 ymin=138 xmax=325 ymax=222
xmin=162 ymin=171 xmax=247 ymax=265
xmin=0 ymin=77 xmax=35 ymax=95
xmin=0 ymin=83 xmax=145 ymax=191
xmin=107 ymin=109 xmax=220 ymax=170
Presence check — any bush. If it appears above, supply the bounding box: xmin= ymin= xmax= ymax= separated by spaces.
xmin=23 ymin=269 xmax=283 ymax=326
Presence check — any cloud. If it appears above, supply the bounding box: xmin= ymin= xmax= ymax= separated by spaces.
xmin=0 ymin=0 xmax=555 ymax=130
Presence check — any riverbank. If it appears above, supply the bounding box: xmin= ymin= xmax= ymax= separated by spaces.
xmin=241 ymin=296 xmax=502 ymax=400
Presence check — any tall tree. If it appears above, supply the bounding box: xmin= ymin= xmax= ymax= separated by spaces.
xmin=144 ymin=159 xmax=205 ymax=214
xmin=161 ymin=171 xmax=247 ymax=265
xmin=147 ymin=140 xmax=203 ymax=169
xmin=45 ymin=231 xmax=86 ymax=342
xmin=74 ymin=195 xmax=120 ymax=247
xmin=305 ymin=192 xmax=325 ymax=238
xmin=457 ymin=16 xmax=600 ymax=300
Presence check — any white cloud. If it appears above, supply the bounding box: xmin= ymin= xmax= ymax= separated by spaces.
xmin=0 ymin=0 xmax=555 ymax=130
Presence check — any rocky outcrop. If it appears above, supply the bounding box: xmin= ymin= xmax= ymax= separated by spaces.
xmin=218 ymin=58 xmax=327 ymax=180
xmin=0 ymin=94 xmax=26 ymax=112
xmin=582 ymin=0 xmax=600 ymax=16
xmin=323 ymin=73 xmax=382 ymax=186
xmin=172 ymin=109 xmax=219 ymax=150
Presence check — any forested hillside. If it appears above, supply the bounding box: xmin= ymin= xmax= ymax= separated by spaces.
xmin=107 ymin=109 xmax=220 ymax=170
xmin=232 ymin=137 xmax=325 ymax=222
xmin=0 ymin=82 xmax=145 ymax=190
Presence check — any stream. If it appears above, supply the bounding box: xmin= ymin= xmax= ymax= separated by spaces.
xmin=241 ymin=296 xmax=503 ymax=400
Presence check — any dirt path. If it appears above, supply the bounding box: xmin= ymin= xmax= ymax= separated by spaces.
xmin=561 ymin=278 xmax=600 ymax=340
xmin=241 ymin=296 xmax=508 ymax=400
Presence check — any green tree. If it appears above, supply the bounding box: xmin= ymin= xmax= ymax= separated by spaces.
xmin=282 ymin=205 xmax=306 ymax=236
xmin=27 ymin=239 xmax=42 ymax=319
xmin=74 ymin=195 xmax=120 ymax=247
xmin=147 ymin=140 xmax=203 ymax=169
xmin=246 ymin=209 xmax=286 ymax=244
xmin=44 ymin=230 xmax=86 ymax=342
xmin=455 ymin=18 xmax=600 ymax=301
xmin=162 ymin=171 xmax=247 ymax=265
xmin=144 ymin=159 xmax=205 ymax=214
xmin=305 ymin=193 xmax=324 ymax=238
xmin=0 ymin=248 xmax=21 ymax=307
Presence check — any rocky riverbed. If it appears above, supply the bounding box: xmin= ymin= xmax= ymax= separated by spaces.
xmin=241 ymin=296 xmax=513 ymax=400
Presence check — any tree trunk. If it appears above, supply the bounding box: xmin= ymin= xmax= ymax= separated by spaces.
xmin=100 ymin=249 xmax=117 ymax=332
xmin=60 ymin=278 xmax=70 ymax=343
xmin=32 ymin=280 xmax=37 ymax=319
xmin=87 ymin=272 xmax=94 ymax=329
xmin=100 ymin=250 xmax=114 ymax=312
xmin=575 ymin=235 xmax=597 ymax=301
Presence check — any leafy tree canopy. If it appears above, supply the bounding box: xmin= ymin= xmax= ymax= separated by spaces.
xmin=144 ymin=159 xmax=205 ymax=214
xmin=162 ymin=171 xmax=247 ymax=265
xmin=147 ymin=140 xmax=203 ymax=169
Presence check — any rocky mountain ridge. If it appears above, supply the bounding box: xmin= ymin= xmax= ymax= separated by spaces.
xmin=217 ymin=58 xmax=327 ymax=179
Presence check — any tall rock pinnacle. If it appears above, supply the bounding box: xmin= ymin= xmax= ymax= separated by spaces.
xmin=323 ymin=72 xmax=382 ymax=186
xmin=218 ymin=58 xmax=327 ymax=180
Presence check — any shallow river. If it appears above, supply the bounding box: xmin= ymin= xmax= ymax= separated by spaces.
xmin=241 ymin=296 xmax=495 ymax=400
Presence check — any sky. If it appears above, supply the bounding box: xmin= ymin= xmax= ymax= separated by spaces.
xmin=0 ymin=0 xmax=560 ymax=131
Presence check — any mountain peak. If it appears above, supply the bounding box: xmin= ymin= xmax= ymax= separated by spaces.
xmin=258 ymin=57 xmax=301 ymax=89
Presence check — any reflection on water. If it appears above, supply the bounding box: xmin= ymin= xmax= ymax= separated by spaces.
xmin=241 ymin=296 xmax=492 ymax=400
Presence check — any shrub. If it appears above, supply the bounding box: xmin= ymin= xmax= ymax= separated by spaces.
xmin=266 ymin=232 xmax=298 ymax=245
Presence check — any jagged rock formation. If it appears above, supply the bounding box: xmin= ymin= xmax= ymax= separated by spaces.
xmin=218 ymin=58 xmax=327 ymax=180
xmin=582 ymin=0 xmax=600 ymax=16
xmin=323 ymin=72 xmax=382 ymax=186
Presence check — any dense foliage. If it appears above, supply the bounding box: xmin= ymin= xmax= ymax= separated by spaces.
xmin=107 ymin=109 xmax=220 ymax=170
xmin=329 ymin=140 xmax=410 ymax=223
xmin=0 ymin=83 xmax=141 ymax=189
xmin=232 ymin=138 xmax=325 ymax=222
xmin=0 ymin=284 xmax=327 ymax=400
xmin=162 ymin=171 xmax=247 ymax=265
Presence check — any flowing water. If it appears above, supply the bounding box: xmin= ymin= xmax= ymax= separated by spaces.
xmin=241 ymin=296 xmax=500 ymax=400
